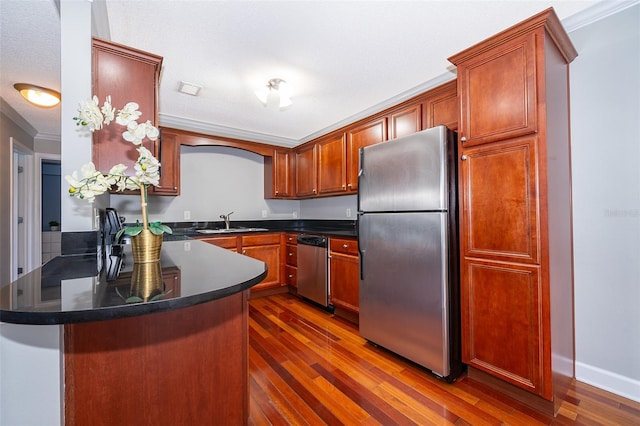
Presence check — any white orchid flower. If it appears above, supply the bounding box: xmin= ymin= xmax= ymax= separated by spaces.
xmin=142 ymin=120 xmax=159 ymax=141
xmin=122 ymin=121 xmax=146 ymax=145
xmin=101 ymin=96 xmax=115 ymax=125
xmin=116 ymin=102 xmax=142 ymax=126
xmin=75 ymin=96 xmax=104 ymax=131
xmin=134 ymin=146 xmax=161 ymax=186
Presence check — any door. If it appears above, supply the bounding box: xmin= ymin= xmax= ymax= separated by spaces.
xmin=358 ymin=127 xmax=449 ymax=213
xmin=358 ymin=211 xmax=451 ymax=376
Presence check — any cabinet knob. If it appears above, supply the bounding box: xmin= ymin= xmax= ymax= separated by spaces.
xmin=461 ymin=155 xmax=468 ymax=161
xmin=460 ymin=136 xmax=467 ymax=142
xmin=343 ymin=244 xmax=348 ymax=248
xmin=289 ymin=252 xmax=293 ymax=256
xmin=275 ymin=190 xmax=279 ymax=194
xmin=242 ymin=250 xmax=246 ymax=254
xmin=342 ymin=184 xmax=346 ymax=189
xmin=313 ymin=189 xmax=317 ymax=193
xmin=288 ymin=274 xmax=293 ymax=278
xmin=348 ymin=183 xmax=352 ymax=188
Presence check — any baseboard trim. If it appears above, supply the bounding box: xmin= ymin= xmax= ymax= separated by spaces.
xmin=576 ymin=361 xmax=640 ymax=403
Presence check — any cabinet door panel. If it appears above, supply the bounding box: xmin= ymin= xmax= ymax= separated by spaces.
xmin=389 ymin=104 xmax=421 ymax=140
xmin=318 ymin=134 xmax=347 ymax=194
xmin=425 ymin=80 xmax=458 ymax=131
xmin=274 ymin=150 xmax=293 ymax=198
xmin=243 ymin=245 xmax=281 ymax=290
xmin=151 ymin=130 xmax=180 ymax=195
xmin=92 ymin=38 xmax=162 ymax=174
xmin=295 ymin=144 xmax=317 ymax=197
xmin=460 ymin=137 xmax=538 ymax=264
xmin=330 ymin=253 xmax=359 ymax=314
xmin=347 ymin=118 xmax=387 ymax=191
xmin=458 ymin=34 xmax=536 ymax=146
xmin=461 ymin=259 xmax=543 ymax=394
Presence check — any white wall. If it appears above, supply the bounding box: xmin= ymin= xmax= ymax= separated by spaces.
xmin=110 ymin=144 xmax=358 ymax=224
xmin=111 ymin=145 xmax=301 ymax=223
xmin=569 ymin=3 xmax=640 ymax=402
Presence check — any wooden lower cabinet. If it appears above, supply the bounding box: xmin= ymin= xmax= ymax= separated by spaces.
xmin=64 ymin=291 xmax=249 ymax=425
xmin=197 ymin=233 xmax=284 ymax=293
xmin=461 ymin=259 xmax=543 ymax=393
xmin=242 ymin=234 xmax=283 ymax=291
xmin=329 ymin=238 xmax=359 ymax=320
xmin=284 ymin=233 xmax=298 ymax=288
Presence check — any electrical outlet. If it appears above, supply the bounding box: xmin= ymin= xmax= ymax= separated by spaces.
xmin=184 ymin=241 xmax=191 ymax=252
xmin=262 ymin=210 xmax=268 ymax=218
xmin=184 ymin=210 xmax=191 ymax=220
xmin=293 ymin=211 xmax=298 ymax=219
xmin=346 ymin=208 xmax=352 ymax=218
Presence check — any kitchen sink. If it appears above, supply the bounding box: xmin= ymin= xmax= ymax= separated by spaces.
xmin=196 ymin=227 xmax=269 ymax=234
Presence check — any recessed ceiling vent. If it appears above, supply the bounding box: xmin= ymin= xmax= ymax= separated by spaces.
xmin=178 ymin=81 xmax=203 ymax=96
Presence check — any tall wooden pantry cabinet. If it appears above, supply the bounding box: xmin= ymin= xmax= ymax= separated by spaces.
xmin=448 ymin=8 xmax=576 ymax=415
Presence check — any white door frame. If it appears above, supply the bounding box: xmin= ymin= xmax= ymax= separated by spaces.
xmin=10 ymin=137 xmax=36 ymax=280
xmin=34 ymin=152 xmax=62 ymax=267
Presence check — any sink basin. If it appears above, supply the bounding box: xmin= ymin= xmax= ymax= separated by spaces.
xmin=196 ymin=227 xmax=269 ymax=234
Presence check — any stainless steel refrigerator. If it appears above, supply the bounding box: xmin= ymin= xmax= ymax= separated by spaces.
xmin=357 ymin=125 xmax=462 ymax=381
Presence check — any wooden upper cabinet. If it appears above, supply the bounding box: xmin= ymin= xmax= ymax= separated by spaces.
xmin=389 ymin=103 xmax=421 ymax=140
xmin=151 ymin=129 xmax=180 ymax=195
xmin=424 ymin=80 xmax=458 ymax=131
xmin=317 ymin=133 xmax=347 ymax=195
xmin=455 ymin=33 xmax=537 ymax=146
xmin=92 ymin=38 xmax=162 ymax=174
xmin=459 ymin=136 xmax=539 ymax=264
xmin=346 ymin=117 xmax=387 ymax=192
xmin=295 ymin=143 xmax=318 ymax=197
xmin=265 ymin=149 xmax=294 ymax=198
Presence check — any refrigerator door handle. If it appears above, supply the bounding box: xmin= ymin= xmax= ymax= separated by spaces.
xmin=357 ymin=213 xmax=366 ymax=280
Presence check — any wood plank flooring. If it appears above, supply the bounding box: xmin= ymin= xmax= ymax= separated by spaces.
xmin=248 ymin=293 xmax=640 ymax=425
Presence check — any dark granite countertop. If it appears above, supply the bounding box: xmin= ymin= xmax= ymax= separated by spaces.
xmin=165 ymin=219 xmax=358 ymax=239
xmin=0 ymin=240 xmax=267 ymax=325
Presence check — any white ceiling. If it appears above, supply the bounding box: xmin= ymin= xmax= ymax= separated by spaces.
xmin=1 ymin=0 xmax=616 ymax=148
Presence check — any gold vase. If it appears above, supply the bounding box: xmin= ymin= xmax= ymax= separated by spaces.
xmin=130 ymin=261 xmax=163 ymax=302
xmin=130 ymin=229 xmax=163 ymax=263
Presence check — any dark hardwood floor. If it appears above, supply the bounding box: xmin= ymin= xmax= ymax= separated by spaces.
xmin=248 ymin=293 xmax=640 ymax=425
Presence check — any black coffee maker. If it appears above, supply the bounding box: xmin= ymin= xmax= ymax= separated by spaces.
xmin=104 ymin=208 xmax=125 ymax=246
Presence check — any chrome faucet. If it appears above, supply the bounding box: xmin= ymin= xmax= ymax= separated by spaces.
xmin=220 ymin=211 xmax=234 ymax=229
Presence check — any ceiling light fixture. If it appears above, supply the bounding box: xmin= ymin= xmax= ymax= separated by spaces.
xmin=178 ymin=81 xmax=203 ymax=96
xmin=14 ymin=83 xmax=61 ymax=108
xmin=255 ymin=78 xmax=292 ymax=109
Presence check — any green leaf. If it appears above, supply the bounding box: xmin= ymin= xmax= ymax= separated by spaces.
xmin=149 ymin=222 xmax=173 ymax=235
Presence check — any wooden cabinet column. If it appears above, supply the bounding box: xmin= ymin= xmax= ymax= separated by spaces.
xmin=449 ymin=7 xmax=577 ymax=415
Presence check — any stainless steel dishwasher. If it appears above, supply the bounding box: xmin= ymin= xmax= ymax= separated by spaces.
xmin=296 ymin=234 xmax=330 ymax=309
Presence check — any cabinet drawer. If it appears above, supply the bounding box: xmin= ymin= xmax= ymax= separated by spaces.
xmin=242 ymin=233 xmax=281 ymax=246
xmin=285 ymin=233 xmax=298 ymax=245
xmin=330 ymin=238 xmax=358 ymax=256
xmin=199 ymin=236 xmax=238 ymax=250
xmin=286 ymin=244 xmax=297 ymax=266
xmin=285 ymin=265 xmax=297 ymax=287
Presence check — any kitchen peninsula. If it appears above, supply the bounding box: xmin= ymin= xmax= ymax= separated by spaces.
xmin=0 ymin=239 xmax=267 ymax=425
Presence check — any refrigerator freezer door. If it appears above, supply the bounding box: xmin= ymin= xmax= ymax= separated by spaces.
xmin=359 ymin=126 xmax=449 ymax=213
xmin=358 ymin=211 xmax=450 ymax=376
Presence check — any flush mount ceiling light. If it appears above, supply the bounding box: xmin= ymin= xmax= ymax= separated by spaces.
xmin=178 ymin=81 xmax=203 ymax=96
xmin=255 ymin=78 xmax=292 ymax=109
xmin=14 ymin=83 xmax=61 ymax=108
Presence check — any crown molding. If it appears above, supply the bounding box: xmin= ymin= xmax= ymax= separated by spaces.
xmin=562 ymin=0 xmax=639 ymax=32
xmin=158 ymin=113 xmax=299 ymax=148
xmin=300 ymin=72 xmax=457 ymax=144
